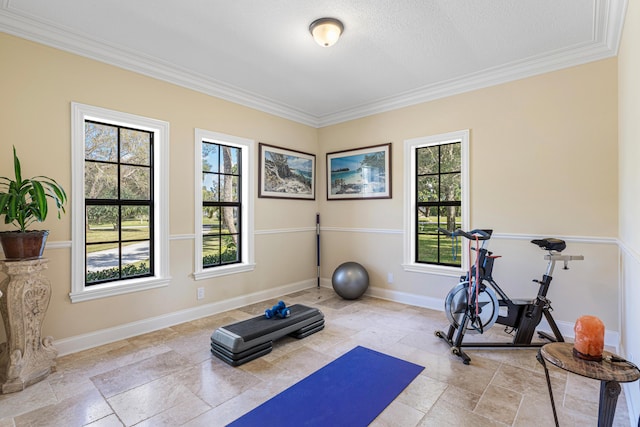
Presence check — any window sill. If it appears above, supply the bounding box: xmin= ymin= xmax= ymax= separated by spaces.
xmin=70 ymin=276 xmax=171 ymax=303
xmin=401 ymin=263 xmax=463 ymax=278
xmin=193 ymin=263 xmax=256 ymax=281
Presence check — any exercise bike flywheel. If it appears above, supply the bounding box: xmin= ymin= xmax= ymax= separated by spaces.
xmin=445 ymin=281 xmax=499 ymax=334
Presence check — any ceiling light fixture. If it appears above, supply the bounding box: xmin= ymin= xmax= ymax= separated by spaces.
xmin=309 ymin=18 xmax=344 ymax=47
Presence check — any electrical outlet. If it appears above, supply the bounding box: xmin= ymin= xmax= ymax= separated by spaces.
xmin=387 ymin=272 xmax=394 ymax=284
xmin=197 ymin=287 xmax=205 ymax=300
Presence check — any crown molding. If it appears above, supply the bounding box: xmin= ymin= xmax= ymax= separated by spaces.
xmin=0 ymin=6 xmax=319 ymax=126
xmin=316 ymin=39 xmax=618 ymax=127
xmin=0 ymin=0 xmax=626 ymax=128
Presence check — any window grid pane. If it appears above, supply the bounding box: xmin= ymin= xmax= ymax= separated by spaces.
xmin=415 ymin=142 xmax=462 ymax=267
xmin=202 ymin=141 xmax=242 ymax=269
xmin=85 ymin=120 xmax=154 ymax=285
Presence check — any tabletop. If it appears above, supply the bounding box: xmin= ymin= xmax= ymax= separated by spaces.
xmin=540 ymin=342 xmax=640 ymax=383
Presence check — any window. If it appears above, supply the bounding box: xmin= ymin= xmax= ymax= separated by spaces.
xmin=202 ymin=142 xmax=241 ymax=267
xmin=403 ymin=130 xmax=469 ymax=273
xmin=84 ymin=121 xmax=154 ymax=283
xmin=194 ymin=129 xmax=254 ymax=280
xmin=71 ymin=103 xmax=170 ymax=302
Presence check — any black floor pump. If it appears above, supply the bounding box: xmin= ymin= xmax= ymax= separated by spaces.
xmin=434 ymin=228 xmax=583 ymax=364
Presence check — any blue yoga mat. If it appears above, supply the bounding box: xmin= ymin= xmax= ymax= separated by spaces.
xmin=227 ymin=346 xmax=424 ymax=427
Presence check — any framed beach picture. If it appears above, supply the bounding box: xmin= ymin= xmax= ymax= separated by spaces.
xmin=259 ymin=143 xmax=315 ymax=200
xmin=326 ymin=143 xmax=392 ymax=200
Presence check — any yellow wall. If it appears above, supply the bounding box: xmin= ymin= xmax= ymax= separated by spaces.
xmin=318 ymin=58 xmax=619 ymax=328
xmin=318 ymin=60 xmax=618 ymax=235
xmin=0 ymin=31 xmax=621 ymax=351
xmin=618 ymin=0 xmax=640 ymax=420
xmin=0 ymin=33 xmax=319 ymax=342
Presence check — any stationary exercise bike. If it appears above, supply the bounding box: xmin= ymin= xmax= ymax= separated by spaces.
xmin=434 ymin=228 xmax=583 ymax=364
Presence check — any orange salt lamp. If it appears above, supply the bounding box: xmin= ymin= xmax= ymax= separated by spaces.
xmin=573 ymin=315 xmax=605 ymax=361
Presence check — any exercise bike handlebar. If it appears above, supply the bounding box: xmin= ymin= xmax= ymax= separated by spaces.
xmin=437 ymin=228 xmax=493 ymax=241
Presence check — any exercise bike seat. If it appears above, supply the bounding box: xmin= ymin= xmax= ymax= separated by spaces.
xmin=531 ymin=238 xmax=566 ymax=252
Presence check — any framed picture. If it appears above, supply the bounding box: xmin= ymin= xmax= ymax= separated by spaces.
xmin=259 ymin=143 xmax=315 ymax=200
xmin=327 ymin=143 xmax=392 ymax=200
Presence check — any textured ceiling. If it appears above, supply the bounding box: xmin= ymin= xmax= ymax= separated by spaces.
xmin=0 ymin=0 xmax=627 ymax=127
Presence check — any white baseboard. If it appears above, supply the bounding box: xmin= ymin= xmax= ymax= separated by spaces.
xmin=536 ymin=318 xmax=619 ymax=349
xmin=319 ymin=279 xmax=443 ymax=311
xmin=619 ymin=344 xmax=640 ymax=427
xmin=353 ymin=283 xmax=620 ymax=348
xmin=56 ymin=279 xmax=621 ymax=354
xmin=361 ymin=283 xmax=444 ymax=311
xmin=54 ymin=278 xmax=315 ymax=356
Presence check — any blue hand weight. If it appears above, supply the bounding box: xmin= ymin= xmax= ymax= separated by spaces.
xmin=265 ymin=300 xmax=289 ymax=319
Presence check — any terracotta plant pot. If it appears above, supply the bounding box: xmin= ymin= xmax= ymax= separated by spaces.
xmin=0 ymin=230 xmax=49 ymax=260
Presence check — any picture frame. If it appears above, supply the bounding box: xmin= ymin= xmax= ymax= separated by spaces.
xmin=259 ymin=143 xmax=316 ymax=200
xmin=326 ymin=143 xmax=392 ymax=200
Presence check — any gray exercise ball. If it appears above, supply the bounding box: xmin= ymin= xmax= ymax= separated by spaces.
xmin=332 ymin=262 xmax=369 ymax=300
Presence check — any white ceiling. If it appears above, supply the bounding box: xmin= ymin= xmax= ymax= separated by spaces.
xmin=0 ymin=0 xmax=627 ymax=127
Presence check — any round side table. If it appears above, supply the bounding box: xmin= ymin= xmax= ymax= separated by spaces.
xmin=537 ymin=342 xmax=640 ymax=427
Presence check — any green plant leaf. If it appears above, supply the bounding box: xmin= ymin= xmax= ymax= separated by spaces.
xmin=1 ymin=147 xmax=67 ymax=232
xmin=12 ymin=146 xmax=22 ymax=184
xmin=29 ymin=180 xmax=48 ymax=221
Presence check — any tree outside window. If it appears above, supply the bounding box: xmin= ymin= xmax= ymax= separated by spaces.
xmin=193 ymin=129 xmax=254 ymax=281
xmin=416 ymin=142 xmax=462 ymax=266
xmin=201 ymin=142 xmax=241 ymax=268
xmin=84 ymin=121 xmax=154 ymax=284
xmin=404 ymin=130 xmax=468 ymax=273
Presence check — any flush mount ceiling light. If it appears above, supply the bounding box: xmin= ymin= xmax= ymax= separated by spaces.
xmin=309 ymin=17 xmax=344 ymax=47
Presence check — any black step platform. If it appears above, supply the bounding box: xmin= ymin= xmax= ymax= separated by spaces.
xmin=211 ymin=304 xmax=324 ymax=366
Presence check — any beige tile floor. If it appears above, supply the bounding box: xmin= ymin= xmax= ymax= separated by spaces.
xmin=0 ymin=287 xmax=634 ymax=426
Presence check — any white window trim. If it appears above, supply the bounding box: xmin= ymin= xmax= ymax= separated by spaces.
xmin=402 ymin=129 xmax=470 ymax=276
xmin=193 ymin=129 xmax=255 ymax=280
xmin=70 ymin=102 xmax=171 ymax=302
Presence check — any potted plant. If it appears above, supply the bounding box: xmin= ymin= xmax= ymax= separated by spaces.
xmin=0 ymin=146 xmax=67 ymax=259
